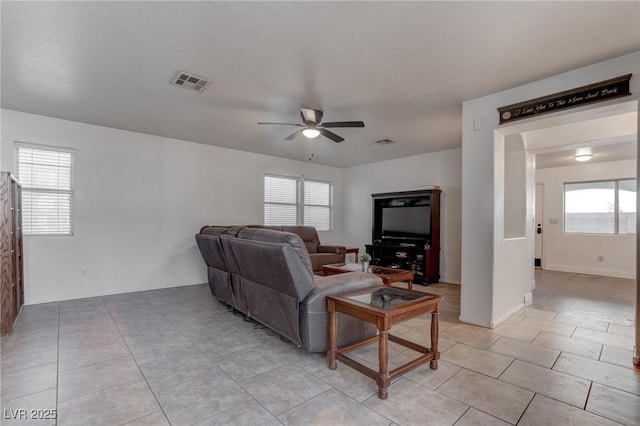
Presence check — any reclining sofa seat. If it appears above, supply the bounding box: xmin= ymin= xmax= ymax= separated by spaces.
xmin=195 ymin=226 xmax=239 ymax=307
xmin=248 ymin=225 xmax=345 ymax=274
xmin=197 ymin=227 xmax=380 ymax=352
xmin=221 ymin=228 xmax=314 ymax=345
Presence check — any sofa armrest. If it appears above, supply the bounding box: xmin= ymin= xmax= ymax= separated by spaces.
xmin=317 ymin=245 xmax=346 ymax=255
xmin=300 ymin=272 xmax=382 ymax=352
xmin=303 ymin=272 xmax=382 ymax=313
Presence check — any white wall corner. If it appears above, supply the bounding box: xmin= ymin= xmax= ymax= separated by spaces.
xmin=490 ymin=303 xmax=525 ymax=328
xmin=524 ymin=292 xmax=533 ymax=306
xmin=458 ymin=315 xmax=492 ymax=328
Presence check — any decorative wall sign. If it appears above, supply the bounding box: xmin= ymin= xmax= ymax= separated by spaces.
xmin=498 ymin=74 xmax=632 ymax=124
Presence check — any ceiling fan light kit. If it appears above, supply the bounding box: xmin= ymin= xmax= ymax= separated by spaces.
xmin=574 ymin=154 xmax=594 ymax=162
xmin=302 ymin=127 xmax=321 ymax=138
xmin=258 ymin=108 xmax=364 ymax=143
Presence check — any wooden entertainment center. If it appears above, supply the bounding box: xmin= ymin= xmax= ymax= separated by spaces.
xmin=365 ymin=189 xmax=440 ymax=285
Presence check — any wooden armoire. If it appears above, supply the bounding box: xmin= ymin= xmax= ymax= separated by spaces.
xmin=1 ymin=172 xmax=24 ymax=335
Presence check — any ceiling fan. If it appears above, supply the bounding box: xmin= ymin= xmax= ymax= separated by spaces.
xmin=258 ymin=108 xmax=364 ymax=143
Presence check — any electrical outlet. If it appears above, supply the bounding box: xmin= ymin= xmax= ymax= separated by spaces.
xmin=597 ymin=256 xmax=604 ymax=262
xmin=81 ymin=268 xmax=87 ymax=275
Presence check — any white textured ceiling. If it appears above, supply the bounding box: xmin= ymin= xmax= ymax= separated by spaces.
xmin=2 ymin=1 xmax=639 ymax=167
xmin=529 ymin=112 xmax=637 ymax=169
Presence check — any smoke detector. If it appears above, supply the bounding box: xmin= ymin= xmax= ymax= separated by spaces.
xmin=171 ymin=71 xmax=211 ymax=93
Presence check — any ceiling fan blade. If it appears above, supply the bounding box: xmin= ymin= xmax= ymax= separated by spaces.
xmin=319 ymin=128 xmax=345 ymax=143
xmin=284 ymin=130 xmax=302 ymax=141
xmin=321 ymin=121 xmax=365 ymax=128
xmin=257 ymin=122 xmax=304 ymax=126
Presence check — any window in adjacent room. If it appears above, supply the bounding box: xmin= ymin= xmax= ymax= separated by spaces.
xmin=564 ymin=178 xmax=636 ymax=234
xmin=264 ymin=174 xmax=333 ymax=230
xmin=14 ymin=142 xmax=76 ymax=236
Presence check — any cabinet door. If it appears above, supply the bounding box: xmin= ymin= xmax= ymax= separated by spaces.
xmin=1 ymin=176 xmax=15 ymax=334
xmin=13 ymin=184 xmax=23 ymax=313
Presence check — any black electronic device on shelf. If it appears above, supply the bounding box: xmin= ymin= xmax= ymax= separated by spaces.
xmin=366 ymin=189 xmax=441 ymax=285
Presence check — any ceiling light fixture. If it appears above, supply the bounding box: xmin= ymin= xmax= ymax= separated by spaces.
xmin=574 ymin=154 xmax=593 ymax=162
xmin=302 ymin=127 xmax=321 ymax=139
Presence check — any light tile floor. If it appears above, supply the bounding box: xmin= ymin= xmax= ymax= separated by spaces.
xmin=1 ymin=272 xmax=638 ymax=425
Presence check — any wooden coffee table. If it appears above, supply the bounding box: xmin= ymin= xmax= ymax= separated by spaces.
xmin=327 ymin=286 xmax=441 ymax=399
xmin=323 ymin=263 xmax=415 ymax=290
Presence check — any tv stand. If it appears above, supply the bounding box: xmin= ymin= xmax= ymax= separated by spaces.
xmin=365 ymin=244 xmax=439 ymax=284
xmin=366 ymin=189 xmax=441 ymax=285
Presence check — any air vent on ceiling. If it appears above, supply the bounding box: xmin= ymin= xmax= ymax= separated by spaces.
xmin=171 ymin=71 xmax=211 ymax=93
xmin=374 ymin=138 xmax=396 ymax=145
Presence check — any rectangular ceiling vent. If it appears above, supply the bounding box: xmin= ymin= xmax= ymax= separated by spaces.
xmin=171 ymin=71 xmax=211 ymax=93
xmin=374 ymin=138 xmax=396 ymax=145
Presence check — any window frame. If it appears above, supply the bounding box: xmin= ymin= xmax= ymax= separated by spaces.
xmin=264 ymin=174 xmax=300 ymax=226
xmin=14 ymin=142 xmax=77 ymax=237
xmin=263 ymin=174 xmax=333 ymax=230
xmin=563 ymin=178 xmax=636 ymax=235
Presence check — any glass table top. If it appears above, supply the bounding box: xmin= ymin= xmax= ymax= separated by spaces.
xmin=343 ymin=287 xmax=427 ymax=309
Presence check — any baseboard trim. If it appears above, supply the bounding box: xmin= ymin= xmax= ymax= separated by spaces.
xmin=490 ymin=303 xmax=525 ymax=328
xmin=545 ymin=263 xmax=635 ymax=280
xmin=458 ymin=315 xmax=491 ymax=328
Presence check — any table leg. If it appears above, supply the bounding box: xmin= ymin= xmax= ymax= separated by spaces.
xmin=377 ymin=330 xmax=390 ymax=399
xmin=328 ymin=308 xmax=337 ymax=370
xmin=430 ymin=304 xmax=440 ymax=370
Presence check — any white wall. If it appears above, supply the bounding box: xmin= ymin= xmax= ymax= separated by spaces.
xmin=491 ymin=133 xmax=537 ymax=325
xmin=462 ymin=51 xmax=640 ymax=327
xmin=536 ymin=159 xmax=636 ymax=279
xmin=504 ymin=135 xmax=527 ymax=239
xmin=342 ymin=148 xmax=462 ymax=284
xmin=1 ymin=109 xmax=344 ymax=304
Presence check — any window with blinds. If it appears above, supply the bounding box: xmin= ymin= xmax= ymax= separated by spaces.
xmin=304 ymin=179 xmax=332 ymax=231
xmin=264 ymin=174 xmax=332 ymax=230
xmin=14 ymin=143 xmax=76 ymax=236
xmin=264 ymin=175 xmax=299 ymax=226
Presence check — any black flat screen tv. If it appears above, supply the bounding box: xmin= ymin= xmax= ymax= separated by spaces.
xmin=381 ymin=206 xmax=430 ymax=240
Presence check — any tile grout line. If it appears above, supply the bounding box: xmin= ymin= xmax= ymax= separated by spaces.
xmin=583 ymin=382 xmax=593 ymax=410
xmin=450 ymin=406 xmax=471 ymax=425
xmin=101 ymin=296 xmax=172 ymax=425
xmin=514 ymin=392 xmax=537 ymax=425
xmin=137 ymin=291 xmax=284 ymax=424
xmin=597 ymin=342 xmax=604 ymax=361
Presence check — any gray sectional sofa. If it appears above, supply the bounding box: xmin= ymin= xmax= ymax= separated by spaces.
xmin=195 ymin=226 xmax=381 ymax=352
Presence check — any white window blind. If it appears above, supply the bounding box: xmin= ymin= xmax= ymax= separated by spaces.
xmin=264 ymin=175 xmax=333 ymax=230
xmin=264 ymin=175 xmax=298 ymax=226
xmin=564 ymin=179 xmax=635 ymax=235
xmin=304 ymin=180 xmax=332 ymax=231
xmin=15 ymin=143 xmax=76 ymax=236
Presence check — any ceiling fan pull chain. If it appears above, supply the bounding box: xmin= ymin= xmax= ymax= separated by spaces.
xmin=308 ymin=140 xmax=314 ymax=161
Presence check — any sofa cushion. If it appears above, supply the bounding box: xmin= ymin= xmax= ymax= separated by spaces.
xmin=237 ymin=228 xmax=314 ymax=277
xmin=281 ymin=226 xmax=320 ymax=253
